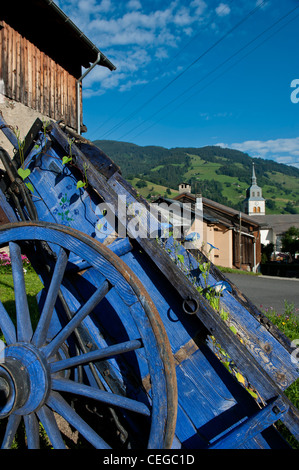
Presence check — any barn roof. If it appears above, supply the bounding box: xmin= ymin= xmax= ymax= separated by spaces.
xmin=1 ymin=0 xmax=116 ymax=73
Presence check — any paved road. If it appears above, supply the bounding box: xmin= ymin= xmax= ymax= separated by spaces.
xmin=224 ymin=273 xmax=299 ymax=316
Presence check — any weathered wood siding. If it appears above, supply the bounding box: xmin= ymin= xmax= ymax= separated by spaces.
xmin=0 ymin=21 xmax=78 ymax=129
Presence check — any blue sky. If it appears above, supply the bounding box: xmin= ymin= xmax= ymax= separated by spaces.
xmin=57 ymin=0 xmax=299 ymax=168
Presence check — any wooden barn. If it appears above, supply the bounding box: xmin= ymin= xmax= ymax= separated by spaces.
xmin=0 ymin=0 xmax=115 ymax=146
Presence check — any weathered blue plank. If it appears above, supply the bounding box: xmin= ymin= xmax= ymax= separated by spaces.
xmin=1 ymin=121 xmax=297 ymax=448
xmin=121 ymin=250 xmax=202 ymax=355
xmin=0 ymin=114 xmax=19 ymax=149
xmin=162 ymin=237 xmax=299 ymax=390
xmin=66 ymin=238 xmax=132 ymax=272
xmin=209 ymin=397 xmax=288 ymax=449
xmin=118 ymin=249 xmax=277 ymax=448
xmin=24 ymin=145 xmax=116 ymax=245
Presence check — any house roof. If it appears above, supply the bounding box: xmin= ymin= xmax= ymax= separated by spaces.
xmin=154 ymin=194 xmax=260 ymax=235
xmin=250 ymin=214 xmax=299 ymax=234
xmin=174 ymin=192 xmax=261 ymax=229
xmin=154 ymin=197 xmax=219 ymax=225
xmin=1 ymin=0 xmax=116 ymax=73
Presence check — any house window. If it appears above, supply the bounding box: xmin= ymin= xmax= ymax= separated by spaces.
xmin=257 ymin=206 xmax=261 ymax=213
xmin=253 ymin=207 xmax=257 ymax=213
xmin=252 ymin=192 xmax=255 ymax=197
xmin=257 ymin=191 xmax=260 ymax=197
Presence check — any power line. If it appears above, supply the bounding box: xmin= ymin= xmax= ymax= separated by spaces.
xmin=100 ymin=0 xmax=269 ymax=139
xmin=125 ymin=5 xmax=299 ymax=140
xmin=88 ymin=0 xmax=236 ymax=139
xmin=122 ymin=6 xmax=299 ymax=142
xmin=102 ymin=0 xmax=268 ymax=138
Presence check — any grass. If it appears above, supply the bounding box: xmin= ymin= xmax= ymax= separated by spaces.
xmin=133 ymin=153 xmax=299 ymax=214
xmin=0 ymin=268 xmax=43 ymax=332
xmin=262 ymin=302 xmax=299 ymax=449
xmin=217 ymin=265 xmax=260 ymax=276
xmin=129 ymin=177 xmax=179 ymax=200
xmin=0 ymin=268 xmax=44 ymax=447
xmin=211 ymin=268 xmax=299 ymax=446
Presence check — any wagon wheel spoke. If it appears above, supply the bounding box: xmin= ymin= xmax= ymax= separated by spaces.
xmin=9 ymin=242 xmax=33 ymax=341
xmin=1 ymin=414 xmax=21 ymax=449
xmin=32 ymin=247 xmax=70 ymax=348
xmin=52 ymin=378 xmax=151 ymax=416
xmin=43 ymin=280 xmax=110 ymax=359
xmin=50 ymin=339 xmax=143 ymax=374
xmin=47 ymin=391 xmax=111 ymax=449
xmin=37 ymin=405 xmax=66 ymax=449
xmin=24 ymin=413 xmax=40 ymax=449
xmin=0 ymin=301 xmax=16 ymax=345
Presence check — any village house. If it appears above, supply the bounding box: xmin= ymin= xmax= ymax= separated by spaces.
xmin=154 ymin=186 xmax=262 ymax=272
xmin=154 ymin=160 xmax=299 ymax=270
xmin=250 ymin=214 xmax=299 ymax=252
xmin=0 ymin=0 xmax=115 ymax=155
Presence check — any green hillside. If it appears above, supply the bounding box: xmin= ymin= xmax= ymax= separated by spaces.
xmin=93 ymin=140 xmax=299 ymax=214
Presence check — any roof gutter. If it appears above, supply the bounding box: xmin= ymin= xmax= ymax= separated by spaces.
xmin=76 ymin=53 xmax=102 ymax=134
xmin=44 ymin=0 xmax=116 ymax=71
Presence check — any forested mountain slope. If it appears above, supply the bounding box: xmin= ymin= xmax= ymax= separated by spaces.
xmin=93 ymin=140 xmax=299 ymax=214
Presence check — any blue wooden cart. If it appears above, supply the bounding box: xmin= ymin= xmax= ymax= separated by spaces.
xmin=0 ymin=116 xmax=298 ymax=449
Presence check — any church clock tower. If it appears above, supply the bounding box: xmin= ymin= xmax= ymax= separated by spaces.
xmin=244 ymin=163 xmax=265 ymax=216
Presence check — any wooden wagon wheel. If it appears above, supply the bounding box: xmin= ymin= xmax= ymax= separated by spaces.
xmin=0 ymin=221 xmax=177 ymax=449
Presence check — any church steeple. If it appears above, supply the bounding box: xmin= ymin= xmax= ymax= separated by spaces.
xmin=244 ymin=162 xmax=265 ymax=216
xmin=251 ymin=162 xmax=257 ymax=185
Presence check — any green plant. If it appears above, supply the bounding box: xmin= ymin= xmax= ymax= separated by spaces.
xmin=62 ymin=137 xmax=75 ymax=166
xmin=61 ymin=139 xmax=88 ymax=190
xmin=0 ymin=250 xmax=32 ymax=273
xmin=13 ymin=127 xmax=34 ymax=193
xmin=76 ymin=162 xmax=89 ymax=189
xmin=261 ymin=301 xmax=299 ymax=448
xmin=281 ymin=226 xmax=299 ymax=256
xmin=262 ymin=301 xmax=299 ymax=342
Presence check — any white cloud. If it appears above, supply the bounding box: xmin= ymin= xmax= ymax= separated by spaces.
xmin=191 ymin=0 xmax=207 ymax=16
xmin=215 ymin=3 xmax=231 ymax=17
xmin=82 ymin=46 xmax=151 ymax=95
xmin=58 ymin=0 xmax=212 ymax=96
xmin=255 ymin=0 xmax=269 ymax=9
xmin=155 ymin=47 xmax=169 ymax=60
xmin=217 ymin=137 xmax=299 ymax=168
xmin=127 ymin=0 xmax=142 ymax=10
xmin=173 ymin=7 xmax=193 ymax=26
xmin=87 ymin=7 xmax=183 ymax=48
xmin=77 ymin=0 xmax=112 ymax=13
xmin=119 ymin=79 xmax=148 ymax=92
xmin=231 ymin=137 xmax=299 ymax=157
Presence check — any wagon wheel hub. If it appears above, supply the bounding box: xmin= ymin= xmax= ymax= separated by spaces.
xmin=0 ymin=343 xmax=50 ymax=418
